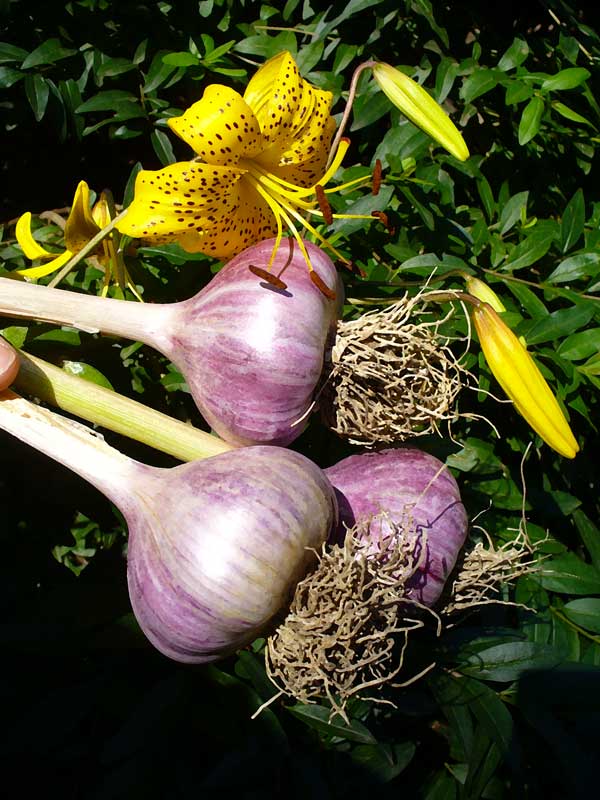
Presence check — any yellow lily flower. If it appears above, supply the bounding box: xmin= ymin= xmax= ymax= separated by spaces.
xmin=117 ymin=51 xmax=371 ymax=294
xmin=472 ymin=301 xmax=579 ymax=458
xmin=15 ymin=180 xmax=100 ymax=279
xmin=14 ymin=182 xmax=139 ymax=296
xmin=371 ymin=62 xmax=469 ymax=162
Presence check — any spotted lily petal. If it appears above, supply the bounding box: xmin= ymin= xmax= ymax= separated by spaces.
xmin=64 ymin=180 xmax=101 ymax=253
xmin=243 ymin=52 xmax=304 ymax=150
xmin=168 ymin=85 xmax=263 ymax=165
xmin=372 ymin=62 xmax=469 ymax=161
xmin=473 ymin=302 xmax=579 ymax=458
xmin=117 ymin=160 xmax=273 ymax=256
xmin=15 ymin=212 xmax=55 ymax=259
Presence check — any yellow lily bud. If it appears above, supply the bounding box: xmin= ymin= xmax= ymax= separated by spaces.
xmin=464 ymin=275 xmax=506 ymax=312
xmin=372 ymin=62 xmax=469 ymax=161
xmin=472 ymin=302 xmax=579 ymax=458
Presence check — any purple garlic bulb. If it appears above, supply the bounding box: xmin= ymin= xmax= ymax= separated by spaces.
xmin=325 ymin=448 xmax=468 ymax=606
xmin=0 ymin=394 xmax=337 ymax=663
xmin=0 ymin=239 xmax=341 ymax=446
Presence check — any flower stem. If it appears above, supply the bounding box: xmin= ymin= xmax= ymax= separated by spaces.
xmin=327 ymin=61 xmax=376 ymax=170
xmin=0 ymin=389 xmax=138 ymax=507
xmin=48 ymin=208 xmax=129 ymax=288
xmin=13 ymin=350 xmax=233 ymax=461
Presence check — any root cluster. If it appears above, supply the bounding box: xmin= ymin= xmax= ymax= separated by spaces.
xmin=266 ymin=516 xmax=438 ymax=721
xmin=265 ymin=515 xmax=540 ymax=719
xmin=442 ymin=529 xmax=538 ymax=615
xmin=321 ymin=293 xmax=469 ymax=446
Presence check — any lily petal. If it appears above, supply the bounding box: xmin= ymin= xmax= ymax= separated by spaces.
xmin=473 ymin=302 xmax=579 ymax=458
xmin=15 ymin=212 xmax=55 ymax=259
xmin=117 ymin=160 xmax=255 ymax=253
xmin=64 ymin=180 xmax=101 ymax=253
xmin=244 ymin=51 xmax=307 ymax=151
xmin=168 ymin=85 xmax=263 ymax=166
xmin=14 ymin=249 xmax=74 ymax=279
xmin=92 ymin=191 xmax=112 ymax=229
xmin=177 ymin=178 xmax=278 ymax=257
xmin=266 ymin=88 xmax=336 ymax=186
xmin=372 ymin=62 xmax=469 ymax=161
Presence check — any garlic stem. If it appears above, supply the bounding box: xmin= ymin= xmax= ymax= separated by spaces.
xmin=0 ymin=277 xmax=175 ymax=349
xmin=13 ymin=350 xmax=233 ymax=461
xmin=0 ymin=389 xmax=139 ymax=507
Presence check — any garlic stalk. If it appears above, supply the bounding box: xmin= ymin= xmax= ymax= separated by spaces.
xmin=0 ymin=390 xmax=337 ymax=663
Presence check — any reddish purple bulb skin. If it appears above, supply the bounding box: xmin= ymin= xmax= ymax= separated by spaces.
xmin=325 ymin=448 xmax=468 ymax=606
xmin=166 ymin=239 xmax=341 ymax=447
xmin=126 ymin=446 xmax=337 ymax=664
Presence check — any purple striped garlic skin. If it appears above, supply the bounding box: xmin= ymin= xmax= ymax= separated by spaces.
xmin=165 ymin=238 xmax=341 ymax=446
xmin=325 ymin=448 xmax=468 ymax=606
xmin=126 ymin=446 xmax=337 ymax=663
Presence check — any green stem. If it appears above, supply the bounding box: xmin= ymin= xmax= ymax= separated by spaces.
xmin=13 ymin=349 xmax=233 ymax=462
xmin=327 ymin=60 xmax=376 ymax=170
xmin=481 ymin=267 xmax=600 ymax=303
xmin=48 ymin=208 xmax=129 ymax=289
xmin=550 ymin=606 xmax=600 ymax=645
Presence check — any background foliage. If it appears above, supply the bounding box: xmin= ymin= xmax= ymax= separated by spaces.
xmin=2 ymin=0 xmax=600 ymax=797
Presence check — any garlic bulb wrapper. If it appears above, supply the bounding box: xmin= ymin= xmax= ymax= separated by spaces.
xmin=325 ymin=448 xmax=468 ymax=606
xmin=0 ymin=239 xmax=340 ymax=446
xmin=0 ymin=393 xmax=337 ymax=663
xmin=127 ymin=447 xmax=337 ymax=662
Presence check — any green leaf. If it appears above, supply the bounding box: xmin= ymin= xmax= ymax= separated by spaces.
xmin=460 ymin=69 xmax=502 ymax=104
xmin=0 ymin=326 xmax=28 ymax=349
xmin=524 ymin=304 xmax=594 ymax=345
xmin=552 ymin=100 xmax=594 ymax=127
xmin=76 ymin=90 xmax=139 ymax=113
xmin=505 ymin=80 xmax=533 ymax=105
xmin=535 ymin=552 xmax=600 ymax=595
xmin=563 ymin=599 xmax=600 ymax=634
xmin=547 ymin=251 xmax=600 ymax=284
xmin=460 ymin=641 xmax=564 ymax=681
xmin=61 ymin=361 xmax=114 ymax=390
xmin=497 ymin=37 xmax=529 ymax=71
xmin=96 ymin=58 xmax=137 ymax=80
xmin=21 ymin=38 xmax=76 ymax=69
xmin=162 ymin=52 xmax=200 ymax=67
xmin=142 ymin=51 xmax=178 ymax=93
xmin=502 ymin=222 xmax=556 ymax=271
xmin=351 ymin=741 xmax=415 ymax=782
xmin=435 ymin=57 xmax=459 ymax=103
xmin=477 ymin=176 xmax=495 ymax=221
xmin=0 ymin=65 xmax=24 ymax=88
xmin=573 ymin=510 xmax=600 ymax=571
xmin=506 ymin=282 xmax=549 ymax=317
xmin=560 ymin=189 xmax=585 ymax=252
xmin=288 ymin=704 xmax=377 ymax=744
xmin=24 ymin=73 xmax=50 ymax=122
xmin=0 ymin=41 xmax=28 ymax=64
xmin=550 ymin=611 xmax=580 ymax=661
xmin=498 ymin=190 xmax=528 ymax=235
xmin=234 ymin=32 xmax=297 ymax=59
xmin=557 ymin=328 xmax=600 ymax=361
xmin=425 ymin=772 xmax=458 ymax=800
xmin=542 ymin=67 xmax=591 ymax=92
xmin=518 ymin=96 xmax=544 ymax=145
xmin=150 ymin=128 xmax=176 ymax=166
xmin=464 ymin=734 xmax=502 ymax=799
